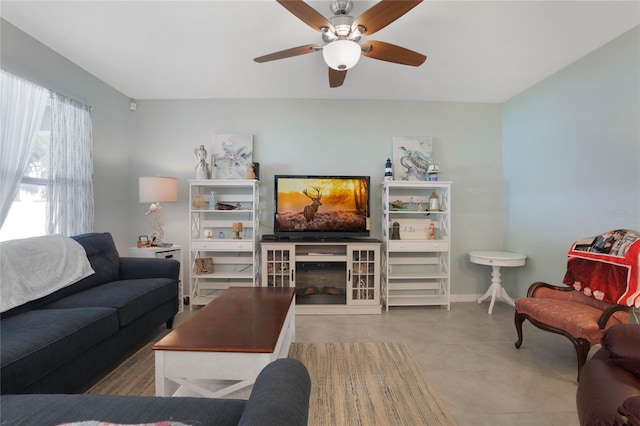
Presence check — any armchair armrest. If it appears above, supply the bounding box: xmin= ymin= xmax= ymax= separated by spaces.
xmin=119 ymin=257 xmax=179 ymax=281
xmin=603 ymin=324 xmax=640 ymax=377
xmin=239 ymin=358 xmax=311 ymax=426
xmin=619 ymin=396 xmax=640 ymax=426
xmin=597 ymin=305 xmax=632 ymax=329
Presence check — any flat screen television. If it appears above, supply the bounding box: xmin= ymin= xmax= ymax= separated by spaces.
xmin=274 ymin=175 xmax=371 ymax=239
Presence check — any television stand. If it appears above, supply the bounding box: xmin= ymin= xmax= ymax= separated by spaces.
xmin=260 ymin=239 xmax=381 ymax=315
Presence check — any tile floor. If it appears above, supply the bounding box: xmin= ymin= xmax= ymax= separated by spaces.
xmin=294 ymin=302 xmax=583 ymax=426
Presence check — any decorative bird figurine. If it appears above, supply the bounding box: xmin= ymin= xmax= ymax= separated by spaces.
xmin=145 ymin=202 xmax=160 ymax=216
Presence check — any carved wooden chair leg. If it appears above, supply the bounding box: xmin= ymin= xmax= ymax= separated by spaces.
xmin=514 ymin=312 xmax=526 ymax=349
xmin=574 ymin=338 xmax=591 ymax=382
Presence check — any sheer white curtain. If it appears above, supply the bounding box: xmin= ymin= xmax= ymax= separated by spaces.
xmin=0 ymin=70 xmax=49 ymax=227
xmin=47 ymin=93 xmax=94 ymax=236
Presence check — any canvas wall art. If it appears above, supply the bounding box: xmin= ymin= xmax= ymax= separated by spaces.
xmin=392 ymin=136 xmax=433 ymax=181
xmin=211 ymin=134 xmax=253 ymax=180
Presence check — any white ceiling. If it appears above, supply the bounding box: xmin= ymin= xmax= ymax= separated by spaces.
xmin=2 ymin=1 xmax=638 ymax=103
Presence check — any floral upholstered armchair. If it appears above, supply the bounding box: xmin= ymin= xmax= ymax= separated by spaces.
xmin=514 ymin=230 xmax=639 ymax=381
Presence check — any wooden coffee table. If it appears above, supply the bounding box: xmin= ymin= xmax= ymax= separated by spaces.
xmin=153 ymin=286 xmax=296 ymax=397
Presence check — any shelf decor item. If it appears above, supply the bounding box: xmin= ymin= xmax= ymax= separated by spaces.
xmin=391 ymin=222 xmax=401 ymax=240
xmin=209 ymin=192 xmax=217 ymax=210
xmin=427 ymin=164 xmax=440 ymax=181
xmin=245 ymin=164 xmax=257 ymax=180
xmin=392 ymin=136 xmax=433 ymax=181
xmin=395 ymin=219 xmax=431 ymax=240
xmin=428 ymin=191 xmax=440 ymax=211
xmin=194 ymin=145 xmax=211 ymax=179
xmin=233 ymin=222 xmax=243 ymax=239
xmin=195 ymin=257 xmax=214 ymax=274
xmin=384 ymin=158 xmax=393 ymax=182
xmin=211 ymin=134 xmax=253 ymax=180
xmin=192 ymin=195 xmax=205 ymax=209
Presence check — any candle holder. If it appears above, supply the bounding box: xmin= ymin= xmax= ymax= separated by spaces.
xmin=232 ymin=222 xmax=243 ymax=239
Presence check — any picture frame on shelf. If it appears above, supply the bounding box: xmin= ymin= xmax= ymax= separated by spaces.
xmin=392 ymin=136 xmax=433 ymax=181
xmin=211 ymin=134 xmax=253 ymax=180
xmin=195 ymin=257 xmax=214 ymax=274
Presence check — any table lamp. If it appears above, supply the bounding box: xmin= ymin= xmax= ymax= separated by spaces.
xmin=139 ymin=176 xmax=178 ymax=246
xmin=233 ymin=222 xmax=243 ymax=239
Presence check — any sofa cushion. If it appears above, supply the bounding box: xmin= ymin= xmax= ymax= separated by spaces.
xmin=0 ymin=307 xmax=119 ymax=393
xmin=43 ymin=279 xmax=177 ymax=327
xmin=70 ymin=233 xmax=121 ymax=291
xmin=602 ymin=323 xmax=640 ymax=379
xmin=0 ymin=394 xmax=247 ymax=426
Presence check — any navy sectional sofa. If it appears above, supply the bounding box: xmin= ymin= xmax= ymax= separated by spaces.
xmin=0 ymin=358 xmax=311 ymax=426
xmin=0 ymin=232 xmax=180 ymax=394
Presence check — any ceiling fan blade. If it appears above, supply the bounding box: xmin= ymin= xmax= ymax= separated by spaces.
xmin=277 ymin=0 xmax=334 ymax=32
xmin=353 ymin=0 xmax=422 ymax=36
xmin=361 ymin=40 xmax=426 ymax=66
xmin=254 ymin=44 xmax=318 ymax=63
xmin=328 ymin=68 xmax=347 ymax=88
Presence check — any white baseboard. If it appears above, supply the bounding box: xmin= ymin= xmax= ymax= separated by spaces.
xmin=450 ymin=294 xmax=482 ymax=303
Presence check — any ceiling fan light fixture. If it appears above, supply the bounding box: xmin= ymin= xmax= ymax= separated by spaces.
xmin=323 ymin=40 xmax=361 ymax=71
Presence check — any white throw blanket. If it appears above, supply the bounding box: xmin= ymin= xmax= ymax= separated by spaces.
xmin=0 ymin=235 xmax=95 ymax=312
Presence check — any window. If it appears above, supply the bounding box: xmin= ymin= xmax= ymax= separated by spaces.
xmin=1 ymin=71 xmax=94 ymax=241
xmin=0 ymin=108 xmax=51 ymax=242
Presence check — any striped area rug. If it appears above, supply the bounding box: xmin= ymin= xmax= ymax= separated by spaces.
xmin=290 ymin=342 xmax=456 ymax=426
xmin=86 ymin=341 xmax=456 ymax=425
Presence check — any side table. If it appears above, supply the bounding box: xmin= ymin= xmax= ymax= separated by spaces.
xmin=128 ymin=245 xmax=183 ymax=312
xmin=470 ymin=251 xmax=526 ymax=314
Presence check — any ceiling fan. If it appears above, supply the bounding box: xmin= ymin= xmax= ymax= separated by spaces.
xmin=254 ymin=0 xmax=427 ymax=88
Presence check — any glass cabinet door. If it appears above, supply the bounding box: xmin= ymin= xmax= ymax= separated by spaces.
xmin=263 ymin=246 xmax=293 ymax=288
xmin=349 ymin=246 xmax=379 ymax=304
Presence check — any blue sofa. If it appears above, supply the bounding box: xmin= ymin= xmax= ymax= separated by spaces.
xmin=0 ymin=358 xmax=311 ymax=426
xmin=0 ymin=232 xmax=180 ymax=394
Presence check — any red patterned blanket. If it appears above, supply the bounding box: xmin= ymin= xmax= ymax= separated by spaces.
xmin=563 ymin=229 xmax=640 ymax=307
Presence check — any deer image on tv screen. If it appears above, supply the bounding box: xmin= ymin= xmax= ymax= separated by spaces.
xmin=302 ymin=187 xmax=322 ymax=223
xmin=276 ymin=177 xmax=368 ymax=233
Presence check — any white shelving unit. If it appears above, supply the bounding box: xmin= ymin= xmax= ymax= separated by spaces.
xmin=381 ymin=181 xmax=451 ymax=311
xmin=188 ymin=180 xmax=259 ymax=308
xmin=261 ymin=240 xmax=381 ymax=315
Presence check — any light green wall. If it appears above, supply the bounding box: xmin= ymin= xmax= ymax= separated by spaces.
xmin=502 ymin=26 xmax=640 ymax=296
xmin=129 ymin=99 xmax=503 ymax=297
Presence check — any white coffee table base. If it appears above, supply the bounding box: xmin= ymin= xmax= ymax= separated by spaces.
xmin=155 ymin=298 xmax=295 ymax=398
xmin=470 ymin=251 xmax=526 ymax=315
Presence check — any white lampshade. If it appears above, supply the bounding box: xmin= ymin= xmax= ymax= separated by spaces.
xmin=139 ymin=177 xmax=178 ymax=203
xmin=323 ymin=40 xmax=361 ymax=71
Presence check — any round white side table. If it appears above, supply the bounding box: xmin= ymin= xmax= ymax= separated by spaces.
xmin=470 ymin=251 xmax=527 ymax=314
